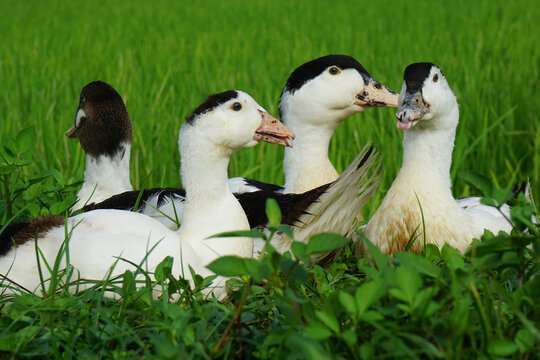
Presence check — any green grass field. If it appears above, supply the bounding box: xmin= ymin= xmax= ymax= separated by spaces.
xmin=0 ymin=0 xmax=539 ymax=358
xmin=1 ymin=0 xmax=538 ymax=211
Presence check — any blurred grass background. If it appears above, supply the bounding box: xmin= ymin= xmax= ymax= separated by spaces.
xmin=0 ymin=0 xmax=538 ymax=215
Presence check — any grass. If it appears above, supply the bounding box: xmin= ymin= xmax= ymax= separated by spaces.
xmin=0 ymin=0 xmax=539 ymax=358
xmin=0 ymin=0 xmax=538 ymax=213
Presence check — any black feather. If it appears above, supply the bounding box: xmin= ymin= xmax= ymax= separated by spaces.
xmin=403 ymin=62 xmax=437 ymax=93
xmin=185 ymin=90 xmax=238 ymax=124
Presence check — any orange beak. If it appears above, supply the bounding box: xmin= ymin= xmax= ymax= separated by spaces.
xmin=253 ymin=111 xmax=295 ymax=147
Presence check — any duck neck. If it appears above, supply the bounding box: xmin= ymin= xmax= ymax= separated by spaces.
xmin=178 ymin=132 xmax=252 ymax=260
xmin=283 ymin=112 xmax=341 ymax=193
xmin=179 ymin=133 xmax=249 ymax=231
xmin=400 ymin=106 xmax=459 ymax=191
xmin=181 ymin=142 xmax=232 ymax=208
xmin=73 ymin=143 xmax=132 ymax=210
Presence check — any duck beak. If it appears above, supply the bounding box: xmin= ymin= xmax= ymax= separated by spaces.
xmin=395 ymin=91 xmax=430 ymax=130
xmin=65 ymin=125 xmax=78 ymax=138
xmin=253 ymin=111 xmax=295 ymax=147
xmin=355 ymin=76 xmax=399 ymax=108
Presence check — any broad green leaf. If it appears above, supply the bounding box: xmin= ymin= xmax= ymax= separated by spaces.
xmin=49 ymin=197 xmax=74 ymax=215
xmin=265 ymin=198 xmax=281 ymax=227
xmin=305 ymin=323 xmax=332 ymax=340
xmin=280 ymin=257 xmax=308 ymax=285
xmin=290 ymin=241 xmax=307 ymax=259
xmin=341 ymin=328 xmax=357 ymax=347
xmin=355 ymin=278 xmax=386 ymax=313
xmin=0 ymin=164 xmax=16 ymax=175
xmin=395 ymin=252 xmax=440 ymax=278
xmin=315 ymin=310 xmax=339 ymax=334
xmin=472 ymin=234 xmax=532 ymax=257
xmin=515 ymin=329 xmax=534 ymax=352
xmin=423 ymin=244 xmax=442 ymax=263
xmin=361 ymin=236 xmax=389 ymax=271
xmin=441 ymin=245 xmax=465 ymax=271
xmin=0 ymin=143 xmax=16 ymax=163
xmin=510 ymin=204 xmax=536 ymax=231
xmin=243 ymin=258 xmax=265 ymax=282
xmin=274 ymin=224 xmax=294 ymax=240
xmin=492 ymin=188 xmax=514 ymax=207
xmin=458 ymin=170 xmax=492 ymax=197
xmin=359 ymin=311 xmax=384 ymax=321
xmin=480 ymin=197 xmax=497 ymax=207
xmin=413 ymin=286 xmax=436 ymax=310
xmin=155 ymin=256 xmax=174 ymax=282
xmin=206 ymin=256 xmax=247 ymax=276
xmin=488 ymin=339 xmax=518 ymax=356
xmin=306 ymin=233 xmax=350 ymax=255
xmin=275 ymin=297 xmax=300 ymax=324
xmin=338 ymin=291 xmax=356 ymax=313
xmin=393 ymin=266 xmax=421 ymax=306
xmin=15 ymin=126 xmax=36 ymax=154
xmin=13 ymin=158 xmax=32 ymax=166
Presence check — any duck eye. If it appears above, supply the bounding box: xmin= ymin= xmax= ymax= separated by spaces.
xmin=230 ymin=102 xmax=242 ymax=111
xmin=433 ymin=74 xmax=439 ymax=83
xmin=80 ymin=94 xmax=85 ymax=103
xmin=328 ymin=66 xmax=341 ymax=75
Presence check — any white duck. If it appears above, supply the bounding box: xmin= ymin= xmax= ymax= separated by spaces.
xmin=360 ymin=62 xmax=517 ymax=255
xmin=0 ymin=90 xmax=293 ymax=300
xmin=66 ymin=81 xmax=133 ymax=211
xmin=85 ymin=55 xmax=397 ymax=231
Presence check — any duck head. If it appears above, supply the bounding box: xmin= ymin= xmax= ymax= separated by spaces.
xmin=65 ymin=81 xmax=133 ymax=158
xmin=279 ymin=54 xmax=398 ymax=128
xmin=396 ymin=63 xmax=458 ymax=131
xmin=182 ymin=90 xmax=294 ymax=153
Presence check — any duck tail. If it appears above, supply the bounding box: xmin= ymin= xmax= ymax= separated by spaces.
xmin=291 ymin=144 xmax=382 ymax=265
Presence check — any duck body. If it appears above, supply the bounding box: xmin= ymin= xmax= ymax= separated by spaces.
xmin=0 ymin=90 xmax=293 ymax=299
xmin=362 ymin=63 xmax=514 ymax=255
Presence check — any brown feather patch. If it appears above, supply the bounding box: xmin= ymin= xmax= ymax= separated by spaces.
xmin=0 ymin=216 xmax=65 ymax=255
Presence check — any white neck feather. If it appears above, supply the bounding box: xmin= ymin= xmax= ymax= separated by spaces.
xmin=178 ymin=134 xmax=252 ymax=257
xmin=282 ymin=110 xmax=343 ymax=193
xmin=72 ymin=143 xmax=132 ymax=210
xmin=401 ymin=105 xmax=459 ymax=191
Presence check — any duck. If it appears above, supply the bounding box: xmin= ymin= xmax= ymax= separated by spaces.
xmin=359 ymin=62 xmax=518 ymax=256
xmin=278 ymin=54 xmax=397 ymax=194
xmin=0 ymin=90 xmax=294 ymax=300
xmin=84 ymin=55 xmax=397 ymax=233
xmin=228 ymin=54 xmax=397 ymax=194
xmin=66 ymin=81 xmax=133 ymax=211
